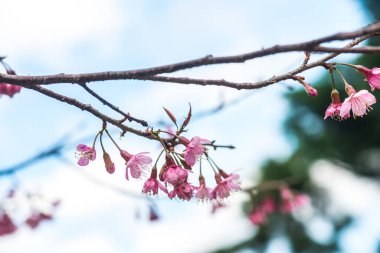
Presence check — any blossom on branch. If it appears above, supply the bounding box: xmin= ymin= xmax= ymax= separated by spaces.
xmin=355 ymin=65 xmax=380 ymax=91
xmin=142 ymin=168 xmax=168 ymax=195
xmin=340 ymin=88 xmax=376 ymax=118
xmin=121 ymin=150 xmax=152 ymax=180
xmin=324 ymin=89 xmax=348 ymax=120
xmin=179 ymin=136 xmax=210 ymax=166
xmin=76 ymin=144 xmax=96 ymax=166
xmin=0 ymin=83 xmax=21 ymax=97
xmin=211 ymin=172 xmax=241 ymax=200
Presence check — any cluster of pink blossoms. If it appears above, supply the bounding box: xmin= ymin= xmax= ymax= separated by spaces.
xmin=0 ymin=189 xmax=60 ymax=236
xmin=76 ymin=126 xmax=241 ymax=202
xmin=324 ymin=64 xmax=379 ymax=120
xmin=248 ymin=187 xmax=308 ymax=226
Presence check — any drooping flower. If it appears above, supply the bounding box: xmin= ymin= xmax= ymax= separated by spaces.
xmin=76 ymin=144 xmax=96 ymax=166
xmin=25 ymin=212 xmax=52 ymax=229
xmin=211 ymin=172 xmax=241 ymax=200
xmin=260 ymin=197 xmax=276 ymax=213
xmin=355 ymin=65 xmax=380 ymax=91
xmin=340 ymin=87 xmax=376 ymax=118
xmin=121 ymin=150 xmax=152 ymax=180
xmin=103 ymin=152 xmax=115 ymax=174
xmin=0 ymin=83 xmax=21 ymax=97
xmin=195 ymin=175 xmax=212 ymax=201
xmin=149 ymin=207 xmax=159 ymax=222
xmin=142 ymin=168 xmax=168 ymax=195
xmin=168 ymin=182 xmax=194 ymax=201
xmin=0 ymin=213 xmax=17 ymax=236
xmin=248 ymin=210 xmax=267 ymax=225
xmin=280 ymin=187 xmax=309 ymax=213
xmin=0 ymin=68 xmax=22 ymax=98
xmin=179 ymin=136 xmax=211 ymax=166
xmin=324 ymin=89 xmax=349 ymax=120
xmin=162 ymin=165 xmax=188 ymax=186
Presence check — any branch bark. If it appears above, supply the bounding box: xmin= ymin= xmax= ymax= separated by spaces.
xmin=0 ymin=23 xmax=379 ymax=86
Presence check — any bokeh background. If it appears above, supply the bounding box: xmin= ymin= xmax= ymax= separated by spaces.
xmin=0 ymin=0 xmax=379 ymax=252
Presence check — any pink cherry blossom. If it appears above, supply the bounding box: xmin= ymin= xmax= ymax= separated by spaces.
xmin=293 ymin=194 xmax=309 ymax=207
xmin=195 ymin=176 xmax=212 ymax=201
xmin=260 ymin=197 xmax=276 ymax=213
xmin=280 ymin=188 xmax=309 ymax=213
xmin=121 ymin=150 xmax=152 ymax=180
xmin=162 ymin=165 xmax=188 ymax=186
xmin=324 ymin=89 xmax=348 ymax=120
xmin=324 ymin=103 xmax=345 ymax=120
xmin=76 ymin=144 xmax=96 ymax=166
xmin=0 ymin=213 xmax=17 ymax=236
xmin=355 ymin=65 xmax=380 ymax=91
xmin=0 ymin=83 xmax=21 ymax=97
xmin=248 ymin=210 xmax=267 ymax=225
xmin=211 ymin=173 xmax=241 ymax=200
xmin=25 ymin=212 xmax=52 ymax=229
xmin=180 ymin=136 xmax=211 ymax=166
xmin=149 ymin=207 xmax=159 ymax=221
xmin=340 ymin=89 xmax=376 ymax=118
xmin=168 ymin=182 xmax=193 ymax=201
xmin=142 ymin=178 xmax=168 ymax=195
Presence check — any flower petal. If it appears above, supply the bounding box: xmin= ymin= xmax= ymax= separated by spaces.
xmin=339 ymin=99 xmax=351 ymax=118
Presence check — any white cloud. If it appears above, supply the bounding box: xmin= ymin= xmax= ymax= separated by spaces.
xmin=0 ymin=0 xmax=129 ymax=70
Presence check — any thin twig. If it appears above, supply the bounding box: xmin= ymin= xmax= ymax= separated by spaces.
xmin=79 ymin=83 xmax=148 ymax=127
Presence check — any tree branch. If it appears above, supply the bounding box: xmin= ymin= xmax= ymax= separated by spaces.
xmin=27 ymin=85 xmax=155 ymax=139
xmin=79 ymin=83 xmax=148 ymax=127
xmin=1 ymin=23 xmax=379 ymax=86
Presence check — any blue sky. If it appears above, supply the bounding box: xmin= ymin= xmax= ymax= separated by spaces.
xmin=0 ymin=0 xmax=376 ymax=252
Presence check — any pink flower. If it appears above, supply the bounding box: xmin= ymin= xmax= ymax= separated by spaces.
xmin=162 ymin=165 xmax=188 ymax=186
xmin=25 ymin=212 xmax=52 ymax=229
xmin=0 ymin=213 xmax=17 ymax=236
xmin=121 ymin=150 xmax=152 ymax=180
xmin=0 ymin=83 xmax=21 ymax=97
xmin=293 ymin=194 xmax=309 ymax=207
xmin=180 ymin=136 xmax=211 ymax=166
xmin=76 ymin=144 xmax=96 ymax=166
xmin=211 ymin=173 xmax=241 ymax=200
xmin=325 ymin=103 xmax=343 ymax=119
xmin=340 ymin=89 xmax=376 ymax=118
xmin=195 ymin=175 xmax=212 ymax=201
xmin=280 ymin=187 xmax=293 ymax=200
xmin=324 ymin=89 xmax=349 ymax=120
xmin=280 ymin=188 xmax=309 ymax=213
xmin=143 ymin=178 xmax=168 ymax=195
xmin=149 ymin=207 xmax=159 ymax=222
xmin=260 ymin=197 xmax=276 ymax=213
xmin=248 ymin=210 xmax=267 ymax=225
xmin=355 ymin=65 xmax=380 ymax=91
xmin=168 ymin=182 xmax=193 ymax=201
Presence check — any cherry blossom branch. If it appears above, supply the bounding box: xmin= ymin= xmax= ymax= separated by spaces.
xmin=1 ymin=23 xmax=380 ymax=87
xmin=135 ymin=34 xmax=373 ymax=90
